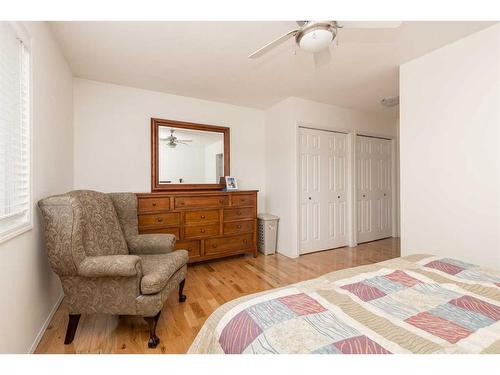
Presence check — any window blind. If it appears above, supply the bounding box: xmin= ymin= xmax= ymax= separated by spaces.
xmin=0 ymin=22 xmax=31 ymax=241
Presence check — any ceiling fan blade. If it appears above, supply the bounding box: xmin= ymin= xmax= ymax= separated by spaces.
xmin=338 ymin=21 xmax=402 ymax=29
xmin=248 ymin=29 xmax=299 ymax=59
xmin=176 ymin=139 xmax=192 ymax=142
xmin=313 ymin=48 xmax=332 ymax=68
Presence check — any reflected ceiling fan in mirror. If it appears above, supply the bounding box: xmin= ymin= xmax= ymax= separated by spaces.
xmin=160 ymin=128 xmax=193 ymax=148
xmin=248 ymin=21 xmax=403 ymax=67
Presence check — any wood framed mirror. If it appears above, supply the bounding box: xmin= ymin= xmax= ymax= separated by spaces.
xmin=151 ymin=118 xmax=230 ymax=191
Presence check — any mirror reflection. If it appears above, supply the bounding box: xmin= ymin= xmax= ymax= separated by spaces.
xmin=158 ymin=126 xmax=224 ymax=184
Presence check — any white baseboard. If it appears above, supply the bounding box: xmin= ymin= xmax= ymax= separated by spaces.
xmin=28 ymin=291 xmax=64 ymax=354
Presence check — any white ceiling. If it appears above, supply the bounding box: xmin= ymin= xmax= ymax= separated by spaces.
xmin=50 ymin=21 xmax=496 ymax=116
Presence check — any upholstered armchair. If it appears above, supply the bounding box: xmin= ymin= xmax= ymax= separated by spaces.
xmin=38 ymin=190 xmax=188 ymax=348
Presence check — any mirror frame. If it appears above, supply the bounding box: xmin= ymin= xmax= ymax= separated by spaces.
xmin=151 ymin=118 xmax=230 ymax=191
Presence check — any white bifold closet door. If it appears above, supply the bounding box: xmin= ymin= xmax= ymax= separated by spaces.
xmin=356 ymin=135 xmax=392 ymax=243
xmin=299 ymin=128 xmax=348 ymax=254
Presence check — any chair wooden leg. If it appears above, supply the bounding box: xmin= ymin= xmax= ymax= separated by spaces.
xmin=64 ymin=314 xmax=81 ymax=345
xmin=179 ymin=279 xmax=187 ymax=302
xmin=144 ymin=311 xmax=161 ymax=348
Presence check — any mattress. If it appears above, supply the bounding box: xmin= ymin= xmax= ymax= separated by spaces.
xmin=188 ymin=254 xmax=500 ymax=354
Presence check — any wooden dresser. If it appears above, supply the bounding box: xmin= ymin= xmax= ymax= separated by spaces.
xmin=136 ymin=190 xmax=258 ymax=262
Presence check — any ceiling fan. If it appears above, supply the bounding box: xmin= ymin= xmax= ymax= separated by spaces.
xmin=248 ymin=21 xmax=402 ymax=66
xmin=160 ymin=128 xmax=193 ymax=148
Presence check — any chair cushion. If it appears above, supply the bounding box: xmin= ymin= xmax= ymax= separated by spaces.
xmin=139 ymin=250 xmax=189 ymax=295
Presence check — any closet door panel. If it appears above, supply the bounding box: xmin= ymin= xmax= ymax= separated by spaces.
xmin=356 ymin=136 xmax=392 ymax=243
xmin=327 ymin=133 xmax=347 ymax=246
xmin=299 ymin=130 xmax=322 ymax=252
xmin=377 ymin=138 xmax=392 ymax=238
xmin=356 ymin=137 xmax=374 ymax=243
xmin=300 ymin=128 xmax=347 ymax=254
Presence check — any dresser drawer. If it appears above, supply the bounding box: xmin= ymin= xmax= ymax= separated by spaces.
xmin=139 ymin=227 xmax=180 ymax=239
xmin=175 ymin=240 xmax=201 ymax=258
xmin=223 ymin=220 xmax=254 ymax=235
xmin=185 ymin=209 xmax=220 ymax=225
xmin=138 ymin=197 xmax=170 ymax=212
xmin=231 ymin=194 xmax=256 ymax=207
xmin=184 ymin=223 xmax=220 ymax=239
xmin=138 ymin=212 xmax=180 ymax=227
xmin=174 ymin=195 xmax=228 ymax=209
xmin=223 ymin=207 xmax=255 ymax=221
xmin=205 ymin=234 xmax=253 ymax=255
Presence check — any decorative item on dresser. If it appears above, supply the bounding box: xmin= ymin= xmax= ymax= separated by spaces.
xmin=137 ymin=190 xmax=258 ymax=262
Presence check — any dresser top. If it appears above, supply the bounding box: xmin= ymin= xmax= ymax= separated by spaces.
xmin=137 ymin=190 xmax=258 ymax=197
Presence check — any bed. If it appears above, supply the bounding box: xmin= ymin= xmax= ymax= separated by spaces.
xmin=188 ymin=254 xmax=500 ymax=354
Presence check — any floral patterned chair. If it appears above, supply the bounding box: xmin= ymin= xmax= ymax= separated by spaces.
xmin=38 ymin=190 xmax=188 ymax=348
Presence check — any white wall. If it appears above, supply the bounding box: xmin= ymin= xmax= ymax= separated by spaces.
xmin=266 ymin=97 xmax=398 ymax=258
xmin=400 ymin=24 xmax=500 ymax=268
xmin=0 ymin=22 xmax=73 ymax=353
xmin=73 ymin=79 xmax=267 ymax=209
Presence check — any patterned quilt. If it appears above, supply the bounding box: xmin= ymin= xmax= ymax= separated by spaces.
xmin=188 ymin=255 xmax=500 ymax=354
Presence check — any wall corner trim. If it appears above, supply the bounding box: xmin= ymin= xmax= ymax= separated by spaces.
xmin=28 ymin=291 xmax=64 ymax=354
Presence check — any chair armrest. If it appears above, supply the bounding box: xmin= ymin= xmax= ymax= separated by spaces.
xmin=78 ymin=255 xmax=142 ymax=278
xmin=127 ymin=234 xmax=176 ymax=255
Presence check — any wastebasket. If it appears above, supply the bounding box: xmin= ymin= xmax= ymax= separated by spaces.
xmin=257 ymin=213 xmax=279 ymax=255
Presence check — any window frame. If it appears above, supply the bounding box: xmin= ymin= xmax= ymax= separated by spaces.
xmin=0 ymin=22 xmax=33 ymax=244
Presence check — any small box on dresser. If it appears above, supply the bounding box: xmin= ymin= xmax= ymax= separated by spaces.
xmin=136 ymin=190 xmax=258 ymax=262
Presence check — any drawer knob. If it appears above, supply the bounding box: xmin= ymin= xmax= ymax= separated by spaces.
xmin=152 ymin=203 xmax=157 ymax=206
xmin=237 ymin=211 xmax=242 ymax=215
xmin=212 ymin=244 xmax=217 ymax=248
xmin=237 ymin=225 xmax=241 ymax=229
xmin=243 ymin=239 xmax=247 ymax=244
xmin=201 ymin=215 xmax=206 ymax=219
xmin=200 ymin=229 xmax=205 ymax=233
xmin=219 ymin=200 xmax=224 ymax=204
xmin=157 ymin=218 xmax=163 ymax=222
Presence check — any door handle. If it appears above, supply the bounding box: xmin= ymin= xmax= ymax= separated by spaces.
xmin=308 ymin=197 xmax=312 ymax=200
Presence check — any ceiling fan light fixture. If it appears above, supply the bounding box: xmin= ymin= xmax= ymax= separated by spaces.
xmin=297 ymin=26 xmax=335 ymax=53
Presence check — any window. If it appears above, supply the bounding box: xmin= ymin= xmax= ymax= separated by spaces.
xmin=0 ymin=22 xmax=31 ymax=242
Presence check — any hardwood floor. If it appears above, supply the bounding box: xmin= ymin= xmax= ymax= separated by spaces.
xmin=35 ymin=238 xmax=400 ymax=354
